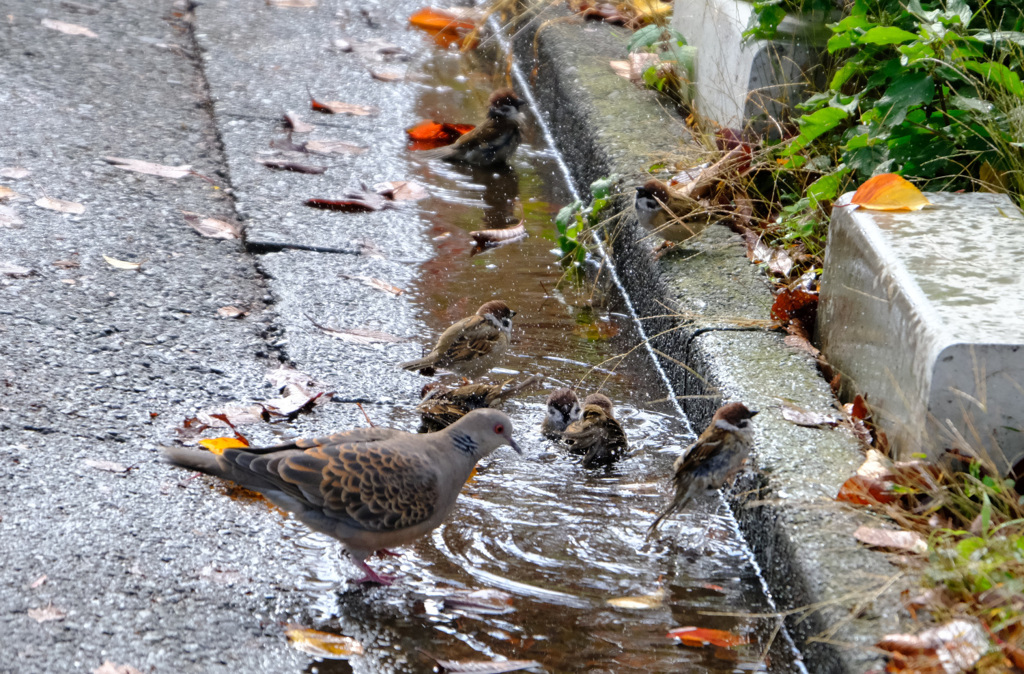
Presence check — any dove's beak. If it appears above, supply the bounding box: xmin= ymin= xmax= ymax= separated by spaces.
xmin=507 ymin=436 xmax=523 ymax=455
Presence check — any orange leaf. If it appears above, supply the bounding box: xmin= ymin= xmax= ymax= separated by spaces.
xmin=406 ymin=120 xmax=475 ymax=150
xmin=836 ymin=475 xmax=898 ymax=505
xmin=667 ymin=627 xmax=749 ymax=649
xmin=408 ymin=7 xmax=476 ymax=32
xmin=850 ymin=173 xmax=930 ymax=212
xmin=199 ymin=437 xmax=249 ymax=455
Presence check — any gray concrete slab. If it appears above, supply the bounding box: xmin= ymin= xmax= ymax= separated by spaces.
xmin=819 ymin=191 xmax=1024 ymax=473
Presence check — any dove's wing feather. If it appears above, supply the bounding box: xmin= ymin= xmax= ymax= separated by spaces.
xmin=244 ymin=427 xmax=407 ymax=454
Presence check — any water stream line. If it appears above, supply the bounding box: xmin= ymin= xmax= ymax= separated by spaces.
xmin=495 ymin=23 xmax=810 ymax=672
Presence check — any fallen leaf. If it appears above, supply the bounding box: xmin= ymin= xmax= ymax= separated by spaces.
xmin=306 ymin=189 xmax=388 ymax=212
xmin=258 ymin=159 xmax=327 ymax=174
xmin=406 ymin=120 xmax=475 ymax=151
xmin=780 ymin=402 xmax=838 ymax=428
xmin=282 ymin=111 xmax=314 ymax=133
xmin=266 ymin=366 xmax=316 ymax=390
xmin=339 ymin=274 xmax=404 ymax=296
xmin=102 ymin=255 xmax=143 ymax=270
xmin=198 ymin=437 xmax=250 ymax=454
xmin=28 ymin=603 xmax=67 ymax=623
xmin=196 ymin=405 xmax=263 ymax=428
xmin=41 ymin=17 xmax=96 ymax=37
xmin=36 ymin=196 xmax=85 ymax=214
xmin=217 ymin=305 xmax=247 ymax=318
xmin=101 ymin=156 xmax=192 ymax=179
xmin=369 ymin=67 xmax=405 ymax=82
xmin=470 ymin=222 xmax=527 ymax=246
xmin=52 ymin=259 xmax=80 ymax=269
xmin=269 ymin=137 xmax=309 ymax=153
xmin=309 ymin=97 xmax=376 ymax=116
xmin=182 ymin=211 xmax=241 ymax=239
xmin=770 ymin=286 xmax=818 ymax=325
xmin=609 ymin=60 xmax=631 ymax=79
xmin=304 ymin=140 xmax=367 ymax=155
xmin=629 ymin=52 xmax=660 ymax=81
xmin=0 ymin=205 xmax=24 ymax=228
xmin=847 ymin=394 xmax=869 ymax=420
xmin=267 ymin=0 xmax=316 ymax=6
xmin=0 ymin=186 xmax=18 ymax=201
xmin=850 ymin=173 xmax=930 ymax=212
xmin=374 ymin=180 xmax=429 ymax=201
xmin=83 ymin=459 xmax=129 ymax=474
xmin=878 ymin=619 xmax=986 ymax=674
xmin=783 ymin=333 xmax=820 ymax=359
xmin=409 ymin=7 xmax=477 ymax=32
xmin=442 ymin=588 xmax=515 ymax=615
xmin=853 ymin=526 xmax=927 ymax=554
xmin=0 ymin=167 xmax=30 ymax=179
xmin=92 ymin=661 xmax=144 ymax=674
xmin=436 ymin=660 xmax=542 ymax=674
xmin=284 ymin=625 xmax=363 ymax=659
xmin=1 ymin=263 xmax=35 ymax=278
xmin=308 ymin=318 xmax=409 ymax=344
xmin=30 ymin=575 xmax=47 ymax=589
xmin=667 ymin=627 xmax=749 ymax=649
xmin=606 ymin=588 xmax=668 ymax=609
xmin=836 ymin=475 xmax=898 ymax=505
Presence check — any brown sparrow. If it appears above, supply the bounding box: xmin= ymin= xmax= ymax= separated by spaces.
xmin=164 ymin=409 xmax=521 ymax=585
xmin=417 ymin=375 xmax=542 ymax=432
xmin=540 ymin=388 xmax=582 ymax=438
xmin=563 ymin=393 xmax=629 ymax=468
xmin=633 ymin=179 xmax=713 ymax=242
xmin=419 ymin=88 xmax=526 ymax=167
xmin=401 ymin=300 xmax=515 ymax=378
xmin=648 ymin=402 xmax=758 ymax=536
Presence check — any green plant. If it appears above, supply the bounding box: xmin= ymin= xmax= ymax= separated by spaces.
xmin=554 ymin=177 xmax=615 ymax=281
xmin=627 ymin=26 xmax=696 ymax=100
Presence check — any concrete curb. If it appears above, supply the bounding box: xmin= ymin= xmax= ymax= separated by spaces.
xmin=511 ymin=11 xmax=912 ymax=673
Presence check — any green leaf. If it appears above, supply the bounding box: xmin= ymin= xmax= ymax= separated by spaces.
xmin=806 ymin=168 xmax=851 ymax=208
xmin=907 ymin=0 xmax=940 ymax=23
xmin=858 ymin=26 xmax=919 ymax=46
xmin=963 ymin=61 xmax=1024 ymax=97
xmin=628 ymin=25 xmax=664 ymax=53
xmin=555 ymin=201 xmax=581 ymax=233
xmin=945 ymin=0 xmax=972 ymax=27
xmin=981 ymin=492 xmax=992 ymax=537
xmin=975 ymin=31 xmax=1024 ymax=47
xmin=874 ymin=72 xmax=934 ymax=129
xmin=788 ymin=108 xmax=849 ymax=154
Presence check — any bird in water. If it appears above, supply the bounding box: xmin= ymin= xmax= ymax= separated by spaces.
xmin=563 ymin=393 xmax=629 ymax=468
xmin=540 ymin=387 xmax=582 ymax=438
xmin=417 ymin=375 xmax=542 ymax=432
xmin=419 ymin=88 xmax=527 ymax=167
xmin=400 ymin=300 xmax=515 ymax=379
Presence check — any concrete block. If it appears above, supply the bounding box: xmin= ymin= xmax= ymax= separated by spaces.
xmin=670 ymin=0 xmax=831 ymax=130
xmin=818 ymin=192 xmax=1024 ymax=476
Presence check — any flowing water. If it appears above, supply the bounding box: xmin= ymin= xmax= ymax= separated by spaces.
xmin=278 ymin=36 xmax=801 ymax=674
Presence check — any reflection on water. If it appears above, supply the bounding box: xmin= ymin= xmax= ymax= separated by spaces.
xmin=288 ymin=36 xmax=798 ymax=674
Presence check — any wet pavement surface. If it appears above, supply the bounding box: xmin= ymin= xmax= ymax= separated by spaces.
xmin=1 ymin=1 xmax=801 ymax=671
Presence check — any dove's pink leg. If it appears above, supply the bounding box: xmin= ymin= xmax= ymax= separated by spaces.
xmin=352 ymin=559 xmax=396 ymax=586
xmin=376 ymin=548 xmax=402 ymax=558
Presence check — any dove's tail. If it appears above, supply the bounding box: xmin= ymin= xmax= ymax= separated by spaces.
xmin=162 ymin=445 xmax=225 ymax=476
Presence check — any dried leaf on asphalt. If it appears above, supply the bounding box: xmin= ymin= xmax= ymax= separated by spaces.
xmin=217 ymin=305 xmax=247 ymax=318
xmin=36 ymin=196 xmax=85 ymax=214
xmin=30 ymin=575 xmax=47 ymax=589
xmin=0 ymin=167 xmax=31 ymax=179
xmin=853 ymin=526 xmax=927 ymax=554
xmin=442 ymin=588 xmax=515 ymax=616
xmin=304 ymin=140 xmax=367 ymax=155
xmin=338 ymin=274 xmax=405 ymax=296
xmin=285 ymin=625 xmax=363 ymax=659
xmin=435 ymin=660 xmax=542 ymax=674
xmin=374 ymin=180 xmax=428 ymax=201
xmin=0 ymin=206 xmax=24 ymax=228
xmin=28 ymin=603 xmax=67 ymax=623
xmin=196 ymin=405 xmax=264 ymax=428
xmin=408 ymin=7 xmax=478 ymax=32
xmin=780 ymin=402 xmax=837 ymax=428
xmin=83 ymin=459 xmax=130 ymax=474
xmin=369 ymin=67 xmax=406 ymax=81
xmin=783 ymin=334 xmax=820 ymax=359
xmin=41 ymin=18 xmax=96 ymax=37
xmin=606 ymin=588 xmax=668 ymax=609
xmin=850 ymin=173 xmax=930 ymax=212
xmin=198 ymin=437 xmax=250 ymax=454
xmin=258 ymin=159 xmax=327 ymax=174
xmin=0 ymin=263 xmax=35 ymax=278
xmin=269 ymin=137 xmax=309 ymax=153
xmin=102 ymin=156 xmax=192 ymax=179
xmin=266 ymin=366 xmax=316 ymax=390
xmin=666 ymin=627 xmax=749 ymax=649
xmin=282 ymin=111 xmax=314 ymax=133
xmin=92 ymin=661 xmax=143 ymax=674
xmin=0 ymin=186 xmax=18 ymax=201
xmin=770 ymin=286 xmax=817 ymax=325
xmin=609 ymin=60 xmax=631 ymax=79
xmin=878 ymin=619 xmax=986 ymax=673
xmin=307 ymin=317 xmax=409 ymax=344
xmin=309 ymin=96 xmax=376 ymax=116
xmin=306 ymin=190 xmax=388 ymax=212
xmin=102 ymin=255 xmax=143 ymax=270
xmin=267 ymin=0 xmax=317 ymax=6
xmin=182 ymin=211 xmax=241 ymax=239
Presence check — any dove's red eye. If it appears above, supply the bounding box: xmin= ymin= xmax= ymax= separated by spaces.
xmin=494 ymin=423 xmax=504 ymax=434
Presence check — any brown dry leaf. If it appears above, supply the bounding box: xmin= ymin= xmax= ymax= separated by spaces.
xmin=0 ymin=186 xmax=18 ymax=201
xmin=310 ymin=99 xmax=376 ymax=116
xmin=307 ymin=188 xmax=388 ymax=212
xmin=102 ymin=255 xmax=143 ymax=270
xmin=282 ymin=111 xmax=314 ymax=133
xmin=609 ymin=60 xmax=631 ymax=79
xmin=878 ymin=619 xmax=986 ymax=673
xmin=436 ymin=660 xmax=542 ymax=674
xmin=606 ymin=588 xmax=668 ymax=609
xmin=836 ymin=475 xmax=898 ymax=505
xmin=442 ymin=589 xmax=515 ymax=616
xmin=30 ymin=575 xmax=47 ymax=589
xmin=783 ymin=334 xmax=820 ymax=359
xmin=102 ymin=156 xmax=192 ymax=179
xmin=374 ymin=180 xmax=428 ymax=201
xmin=667 ymin=626 xmax=749 ymax=649
xmin=304 ymin=140 xmax=367 ymax=155
xmin=217 ymin=305 xmax=247 ymax=319
xmin=196 ymin=405 xmax=264 ymax=428
xmin=266 ymin=366 xmax=316 ymax=390
xmin=258 ymin=159 xmax=327 ymax=174
xmin=853 ymin=526 xmax=927 ymax=554
xmin=83 ymin=458 xmax=130 ymax=474
xmin=41 ymin=17 xmax=96 ymax=37
xmin=28 ymin=603 xmax=67 ymax=623
xmin=0 ymin=167 xmax=30 ymax=179
xmin=1 ymin=263 xmax=35 ymax=277
xmin=36 ymin=196 xmax=85 ymax=214
xmin=339 ymin=273 xmax=404 ymax=296
xmin=308 ymin=319 xmax=409 ymax=344
xmin=0 ymin=206 xmax=24 ymax=228
xmin=369 ymin=67 xmax=406 ymax=82
xmin=285 ymin=625 xmax=363 ymax=659
xmin=780 ymin=402 xmax=837 ymax=428
xmin=182 ymin=211 xmax=241 ymax=239
xmin=770 ymin=286 xmax=818 ymax=324
xmin=92 ymin=662 xmax=143 ymax=674
xmin=267 ymin=0 xmax=317 ymax=6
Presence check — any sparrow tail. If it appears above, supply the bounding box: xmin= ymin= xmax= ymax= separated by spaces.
xmin=400 ymin=357 xmax=436 ymax=376
xmin=646 ymin=478 xmax=699 ymax=540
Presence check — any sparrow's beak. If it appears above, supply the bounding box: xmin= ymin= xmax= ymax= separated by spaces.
xmin=507 ymin=435 xmax=523 ymax=455
xmin=749 ymin=410 xmax=760 ymax=417
xmin=510 ymin=310 xmax=517 ymax=317
xmin=515 ymin=99 xmax=528 ymax=108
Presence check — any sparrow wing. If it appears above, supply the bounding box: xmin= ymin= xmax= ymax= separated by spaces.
xmin=222 ymin=442 xmax=439 ymax=532
xmin=430 ymin=315 xmax=503 ymax=368
xmin=562 ymin=407 xmax=605 ymax=452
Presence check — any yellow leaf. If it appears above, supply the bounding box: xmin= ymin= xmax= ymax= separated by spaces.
xmin=198 ymin=437 xmax=249 ymax=455
xmin=284 ymin=625 xmax=364 ymax=659
xmin=850 ymin=173 xmax=930 ymax=212
xmin=606 ymin=588 xmax=668 ymax=609
xmin=102 ymin=255 xmax=143 ymax=270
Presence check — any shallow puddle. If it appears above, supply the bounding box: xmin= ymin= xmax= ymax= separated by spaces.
xmin=285 ymin=35 xmax=801 ymax=674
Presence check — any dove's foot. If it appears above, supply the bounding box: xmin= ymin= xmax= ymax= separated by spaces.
xmin=352 ymin=559 xmax=396 ymax=586
xmin=376 ymin=548 xmax=402 ymax=558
